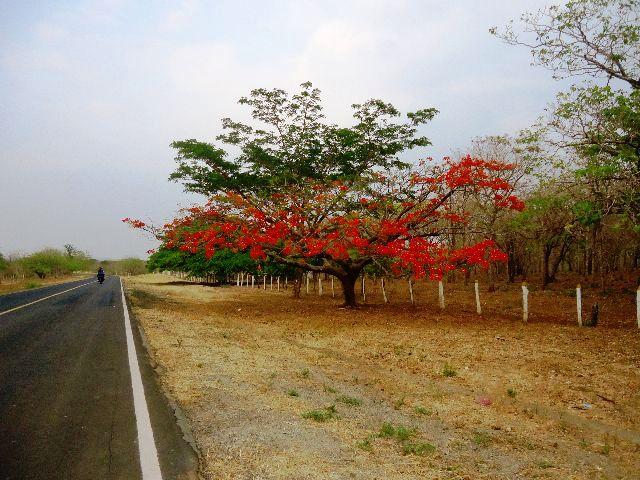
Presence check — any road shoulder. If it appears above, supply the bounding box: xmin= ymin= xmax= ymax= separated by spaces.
xmin=122 ymin=278 xmax=201 ymax=480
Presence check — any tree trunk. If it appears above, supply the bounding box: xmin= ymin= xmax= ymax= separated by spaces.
xmin=542 ymin=245 xmax=552 ymax=289
xmin=507 ymin=239 xmax=517 ymax=283
xmin=339 ymin=274 xmax=358 ymax=308
xmin=549 ymin=238 xmax=571 ymax=285
xmin=487 ymin=263 xmax=496 ymax=292
xmin=291 ymin=269 xmax=303 ymax=298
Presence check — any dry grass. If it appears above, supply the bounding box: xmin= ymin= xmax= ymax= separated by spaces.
xmin=125 ymin=274 xmax=640 ymax=480
xmin=0 ymin=274 xmax=91 ymax=295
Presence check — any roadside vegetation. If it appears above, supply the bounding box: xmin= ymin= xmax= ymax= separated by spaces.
xmin=0 ymin=245 xmax=147 ymax=293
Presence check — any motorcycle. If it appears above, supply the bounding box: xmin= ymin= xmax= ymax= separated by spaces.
xmin=97 ymin=273 xmax=105 ymax=284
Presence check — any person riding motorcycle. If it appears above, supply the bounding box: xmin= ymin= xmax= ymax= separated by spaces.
xmin=97 ymin=267 xmax=105 ymax=284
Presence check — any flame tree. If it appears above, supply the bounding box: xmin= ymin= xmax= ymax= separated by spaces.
xmin=126 ymin=83 xmax=524 ymax=306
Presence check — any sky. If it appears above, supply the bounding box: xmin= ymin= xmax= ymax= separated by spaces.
xmin=0 ymin=0 xmax=565 ymax=260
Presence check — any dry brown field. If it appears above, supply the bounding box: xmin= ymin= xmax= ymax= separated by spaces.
xmin=125 ymin=274 xmax=640 ymax=480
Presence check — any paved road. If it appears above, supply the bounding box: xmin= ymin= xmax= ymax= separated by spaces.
xmin=0 ymin=277 xmax=198 ymax=480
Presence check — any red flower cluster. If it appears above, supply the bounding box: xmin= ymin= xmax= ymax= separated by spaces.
xmin=125 ymin=156 xmax=524 ymax=279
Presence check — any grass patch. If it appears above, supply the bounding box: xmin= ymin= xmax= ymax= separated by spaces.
xmin=442 ymin=363 xmax=457 ymax=377
xmin=379 ymin=423 xmax=415 ymax=442
xmin=393 ymin=396 xmax=406 ymax=410
xmin=414 ymin=406 xmax=432 ymax=416
xmin=402 ymin=441 xmax=436 ymax=456
xmin=323 ymin=385 xmax=338 ymax=394
xmin=356 ymin=437 xmax=373 ymax=452
xmin=25 ymin=281 xmax=41 ymax=289
xmin=301 ymin=405 xmax=337 ymax=422
xmin=300 ymin=368 xmax=310 ymax=378
xmin=378 ymin=423 xmax=435 ymax=456
xmin=287 ymin=389 xmax=299 ymax=397
xmin=337 ymin=395 xmax=362 ymax=406
xmin=538 ymin=460 xmax=553 ymax=469
xmin=507 ymin=388 xmax=517 ymax=398
xmin=472 ymin=431 xmax=491 ymax=447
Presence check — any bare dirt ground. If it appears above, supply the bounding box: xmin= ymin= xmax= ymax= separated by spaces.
xmin=125 ymin=274 xmax=640 ymax=480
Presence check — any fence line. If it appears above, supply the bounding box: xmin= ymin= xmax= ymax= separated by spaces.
xmin=157 ymin=271 xmax=639 ymax=329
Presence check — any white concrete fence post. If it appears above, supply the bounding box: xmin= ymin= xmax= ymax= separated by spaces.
xmin=361 ymin=276 xmax=366 ymax=303
xmin=306 ymin=274 xmax=310 ymax=294
xmin=318 ymin=277 xmax=322 ymax=296
xmin=576 ymin=284 xmax=583 ymax=327
xmin=263 ymin=276 xmax=266 ymax=290
xmin=522 ymin=282 xmax=529 ymax=322
xmin=438 ymin=280 xmax=445 ymax=310
xmin=408 ymin=279 xmax=414 ymax=305
xmin=474 ymin=280 xmax=481 ymax=315
xmin=277 ymin=276 xmax=280 ymax=292
xmin=331 ymin=277 xmax=335 ymax=298
xmin=381 ymin=277 xmax=388 ymax=304
xmin=636 ymin=286 xmax=639 ymax=329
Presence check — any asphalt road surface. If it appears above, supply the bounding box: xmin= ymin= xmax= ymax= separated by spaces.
xmin=0 ymin=277 xmax=198 ymax=480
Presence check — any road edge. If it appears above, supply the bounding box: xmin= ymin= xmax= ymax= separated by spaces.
xmin=121 ymin=279 xmax=204 ymax=480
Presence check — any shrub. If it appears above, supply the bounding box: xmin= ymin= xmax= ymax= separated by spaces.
xmin=442 ymin=363 xmax=457 ymax=377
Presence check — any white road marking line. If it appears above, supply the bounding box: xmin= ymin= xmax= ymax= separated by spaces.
xmin=119 ymin=277 xmax=163 ymax=480
xmin=0 ymin=281 xmax=96 ymax=317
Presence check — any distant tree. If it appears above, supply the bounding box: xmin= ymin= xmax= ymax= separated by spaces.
xmin=510 ymin=184 xmax=577 ymax=287
xmin=491 ymin=0 xmax=639 ymax=88
xmin=493 ymin=0 xmax=640 ymax=285
xmin=493 ymin=0 xmax=640 ymax=220
xmin=64 ymin=244 xmax=80 ymax=258
xmin=100 ymin=258 xmax=147 ymax=275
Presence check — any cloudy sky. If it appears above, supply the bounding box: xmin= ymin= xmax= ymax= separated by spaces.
xmin=0 ymin=0 xmax=564 ymax=260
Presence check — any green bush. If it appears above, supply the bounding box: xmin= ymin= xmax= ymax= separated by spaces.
xmin=20 ymin=248 xmax=94 ymax=278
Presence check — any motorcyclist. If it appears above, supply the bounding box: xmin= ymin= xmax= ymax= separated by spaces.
xmin=97 ymin=267 xmax=105 ymax=283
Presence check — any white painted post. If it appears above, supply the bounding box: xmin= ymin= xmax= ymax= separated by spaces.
xmin=252 ymin=275 xmax=255 ymax=288
xmin=277 ymin=276 xmax=280 ymax=291
xmin=236 ymin=273 xmax=240 ymax=286
xmin=362 ymin=276 xmax=366 ymax=302
xmin=285 ymin=277 xmax=288 ymax=289
xmin=636 ymin=285 xmax=640 ymax=328
xmin=474 ymin=280 xmax=481 ymax=315
xmin=263 ymin=276 xmax=266 ymax=290
xmin=409 ymin=279 xmax=414 ymax=305
xmin=331 ymin=277 xmax=335 ymax=297
xmin=270 ymin=276 xmax=273 ymax=290
xmin=438 ymin=280 xmax=445 ymax=310
xmin=318 ymin=277 xmax=323 ymax=296
xmin=306 ymin=274 xmax=310 ymax=294
xmin=522 ymin=282 xmax=529 ymax=322
xmin=381 ymin=277 xmax=388 ymax=304
xmin=576 ymin=284 xmax=583 ymax=327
